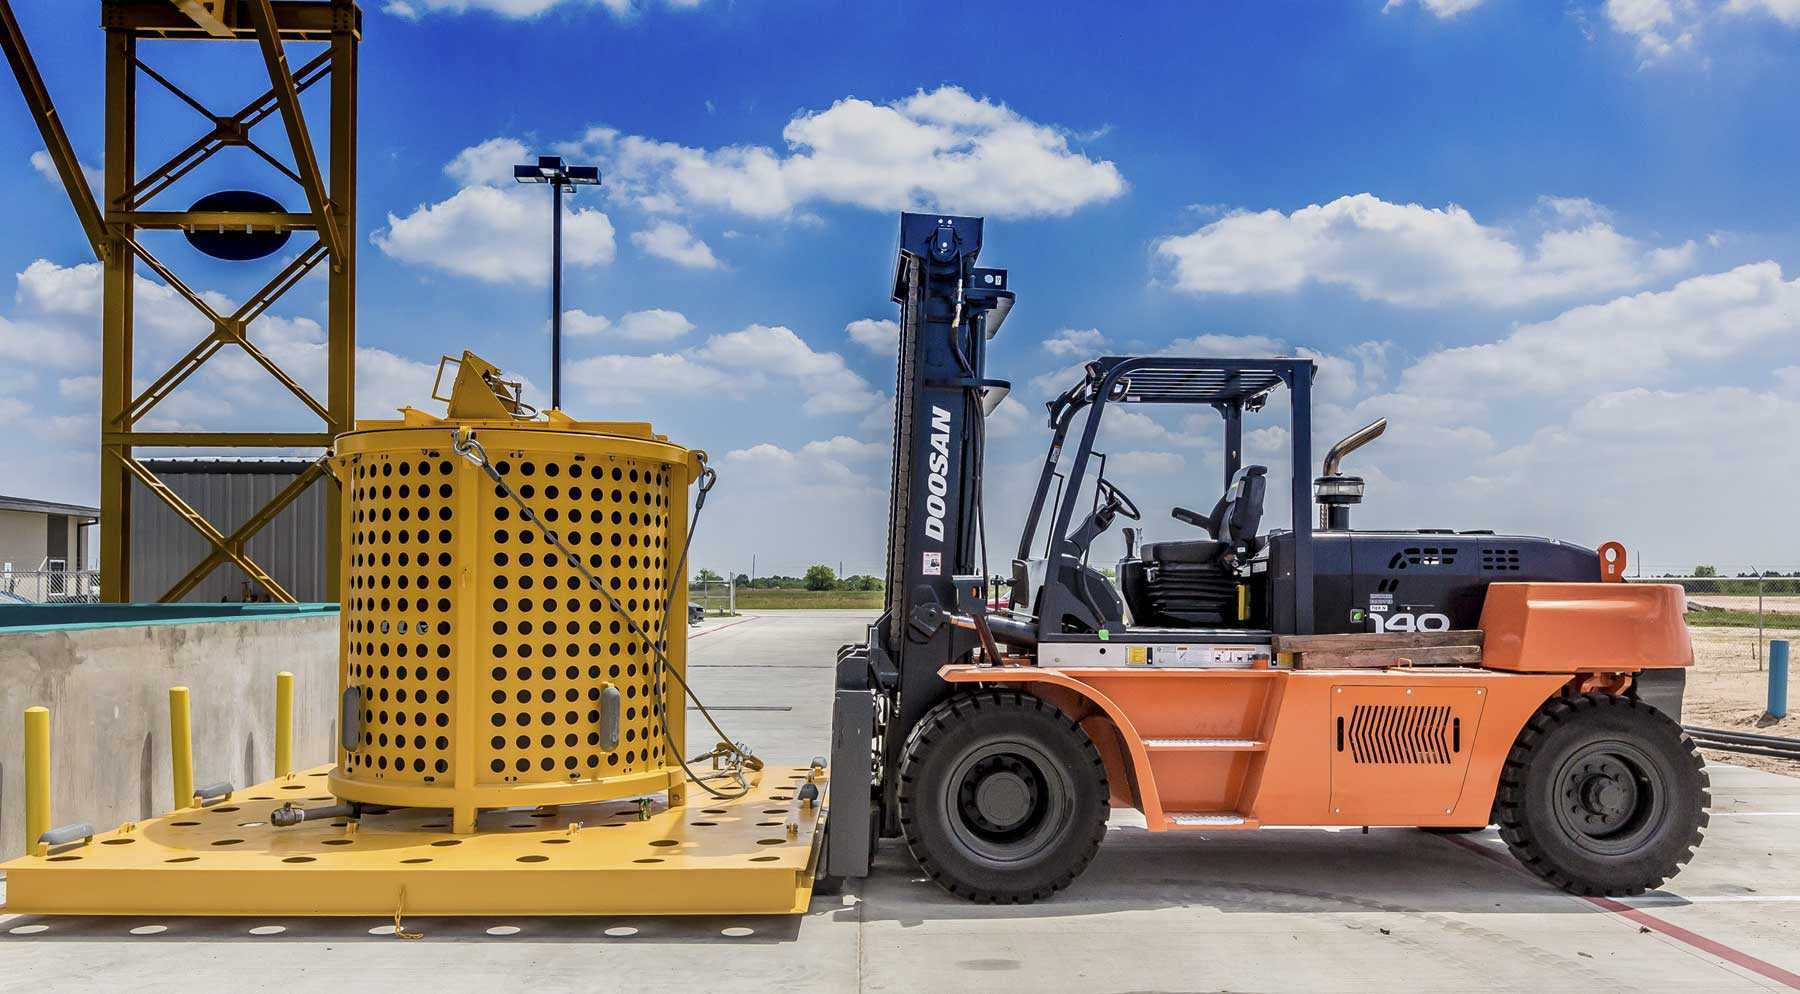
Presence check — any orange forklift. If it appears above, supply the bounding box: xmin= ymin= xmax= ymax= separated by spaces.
xmin=824 ymin=213 xmax=1706 ymax=903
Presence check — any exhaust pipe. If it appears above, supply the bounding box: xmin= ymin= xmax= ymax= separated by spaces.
xmin=1316 ymin=418 xmax=1387 ymax=530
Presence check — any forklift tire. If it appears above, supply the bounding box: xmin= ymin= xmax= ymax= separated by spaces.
xmin=896 ymin=690 xmax=1109 ymax=904
xmin=1497 ymin=693 xmax=1709 ymax=896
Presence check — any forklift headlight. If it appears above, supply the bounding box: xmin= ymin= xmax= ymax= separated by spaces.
xmin=1315 ymin=475 xmax=1365 ymax=502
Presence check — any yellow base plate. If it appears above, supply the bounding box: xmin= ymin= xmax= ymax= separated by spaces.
xmin=1 ymin=765 xmax=826 ymax=917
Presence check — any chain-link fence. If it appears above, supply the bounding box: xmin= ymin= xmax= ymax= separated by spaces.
xmin=1628 ymin=572 xmax=1800 ymax=670
xmin=0 ymin=570 xmax=101 ymax=604
xmin=688 ymin=577 xmax=737 ymax=617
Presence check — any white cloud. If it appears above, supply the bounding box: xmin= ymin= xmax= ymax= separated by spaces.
xmin=16 ymin=259 xmax=103 ymax=318
xmin=29 ymin=151 xmax=102 ymax=195
xmin=1598 ymin=0 xmax=1800 ymax=66
xmin=1381 ymin=0 xmax=1489 ymax=16
xmin=444 ymin=137 xmax=531 ymax=185
xmin=1535 ymin=195 xmax=1612 ymax=224
xmin=1383 ymin=261 xmax=1800 ymax=415
xmin=1156 ymin=193 xmax=1695 ymax=307
xmin=631 ymin=221 xmax=720 ymax=269
xmin=579 ymin=86 xmax=1125 ymax=220
xmin=569 ymin=352 xmax=726 ymax=405
xmin=372 ymin=138 xmax=614 ymax=283
xmin=383 ymin=0 xmax=680 ymax=18
xmin=562 ymin=308 xmax=611 ymax=336
xmin=57 ymin=375 xmax=98 ymax=401
xmin=1108 ymin=450 xmax=1186 ymax=476
xmin=1165 ymin=332 xmax=1288 ymax=357
xmin=1605 ymin=0 xmax=1698 ymax=63
xmin=846 ymin=317 xmax=898 ymax=355
xmin=0 ymin=312 xmax=93 ymax=369
xmin=985 ymin=394 xmax=1032 ymax=439
xmin=1100 ymin=409 xmax=1207 ymax=450
xmin=1028 ymin=361 xmax=1091 ymax=399
xmin=558 ymin=307 xmax=693 ymax=341
xmin=0 ymin=257 xmax=454 ymax=435
xmin=700 ymin=324 xmax=883 ymax=415
xmin=1042 ymin=327 xmax=1109 ymax=358
xmin=720 ymin=436 xmax=885 ymax=492
xmin=614 ymin=308 xmax=696 ymax=342
xmin=569 ymin=322 xmax=883 ymax=416
xmin=373 ymin=185 xmax=614 ymax=283
xmin=1726 ymin=0 xmax=1800 ymax=25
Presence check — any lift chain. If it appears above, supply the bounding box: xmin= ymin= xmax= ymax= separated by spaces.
xmin=450 ymin=428 xmax=760 ymax=799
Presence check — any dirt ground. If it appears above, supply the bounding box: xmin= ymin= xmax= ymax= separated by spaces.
xmin=1687 ymin=594 xmax=1800 ymax=612
xmin=1685 ymin=624 xmax=1798 ymax=776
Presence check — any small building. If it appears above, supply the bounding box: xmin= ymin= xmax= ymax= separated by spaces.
xmin=0 ymin=494 xmax=99 ymax=602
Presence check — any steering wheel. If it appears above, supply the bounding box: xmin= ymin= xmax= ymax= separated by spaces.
xmin=1097 ymin=479 xmax=1141 ymax=521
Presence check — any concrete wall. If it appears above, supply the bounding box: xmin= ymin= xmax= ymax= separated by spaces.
xmin=0 ymin=614 xmax=338 ymax=858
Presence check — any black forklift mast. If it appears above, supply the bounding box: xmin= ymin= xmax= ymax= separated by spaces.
xmin=827 ymin=213 xmax=1012 ymax=879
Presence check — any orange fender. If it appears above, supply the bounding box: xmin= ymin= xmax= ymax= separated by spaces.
xmin=938 ymin=665 xmax=1178 ymax=827
xmin=1480 ymin=582 xmax=1693 ymax=673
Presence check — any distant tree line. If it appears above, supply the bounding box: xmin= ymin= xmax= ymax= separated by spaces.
xmin=1657 ymin=565 xmax=1800 ymax=595
xmin=691 ymin=566 xmax=884 ymax=592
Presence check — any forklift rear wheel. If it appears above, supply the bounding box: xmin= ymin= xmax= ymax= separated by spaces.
xmin=1497 ymin=693 xmax=1708 ymax=896
xmin=896 ymin=690 xmax=1108 ymax=904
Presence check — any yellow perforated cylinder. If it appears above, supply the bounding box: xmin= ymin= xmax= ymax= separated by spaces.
xmin=326 ymin=416 xmax=699 ymax=828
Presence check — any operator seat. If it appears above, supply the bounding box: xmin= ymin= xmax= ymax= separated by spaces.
xmin=1120 ymin=465 xmax=1268 ymax=628
xmin=1142 ymin=465 xmax=1268 ymax=565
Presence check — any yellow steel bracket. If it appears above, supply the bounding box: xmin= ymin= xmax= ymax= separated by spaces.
xmin=436 ymin=351 xmax=532 ymax=421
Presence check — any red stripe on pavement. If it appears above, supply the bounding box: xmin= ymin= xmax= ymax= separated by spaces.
xmin=1444 ymin=834 xmax=1800 ymax=990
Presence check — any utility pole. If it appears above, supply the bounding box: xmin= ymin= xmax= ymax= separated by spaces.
xmin=513 ymin=155 xmax=599 ymax=410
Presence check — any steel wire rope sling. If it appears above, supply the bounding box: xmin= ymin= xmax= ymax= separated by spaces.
xmin=451 ymin=428 xmax=762 ymax=799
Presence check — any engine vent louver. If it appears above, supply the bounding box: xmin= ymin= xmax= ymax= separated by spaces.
xmin=1481 ymin=547 xmax=1522 ymax=571
xmin=1344 ymin=704 xmax=1453 ymax=764
xmin=1386 ymin=546 xmax=1457 ymax=570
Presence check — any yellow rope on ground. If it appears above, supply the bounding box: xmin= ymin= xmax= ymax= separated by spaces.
xmin=393 ymin=886 xmax=423 ymax=940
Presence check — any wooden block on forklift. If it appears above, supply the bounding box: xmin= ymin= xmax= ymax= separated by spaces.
xmin=1289 ymin=644 xmax=1483 ymax=669
xmin=0 ymin=765 xmax=828 ymax=917
xmin=1272 ymin=630 xmax=1484 ymax=653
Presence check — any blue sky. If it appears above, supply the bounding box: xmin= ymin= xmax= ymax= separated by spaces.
xmin=3 ymin=0 xmax=1799 ymax=579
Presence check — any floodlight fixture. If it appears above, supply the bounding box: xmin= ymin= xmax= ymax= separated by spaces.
xmin=514 ymin=154 xmax=602 ymax=410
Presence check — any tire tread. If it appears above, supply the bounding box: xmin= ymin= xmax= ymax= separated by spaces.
xmin=1496 ymin=692 xmax=1708 ymax=896
xmin=896 ymin=689 xmax=1109 ymax=904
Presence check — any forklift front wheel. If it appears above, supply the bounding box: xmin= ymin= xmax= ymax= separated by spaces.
xmin=896 ymin=690 xmax=1109 ymax=904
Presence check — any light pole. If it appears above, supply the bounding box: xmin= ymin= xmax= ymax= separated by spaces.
xmin=513 ymin=154 xmax=600 ymax=410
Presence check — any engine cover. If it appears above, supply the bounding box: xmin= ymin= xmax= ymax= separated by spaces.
xmin=1269 ymin=531 xmax=1602 ymax=635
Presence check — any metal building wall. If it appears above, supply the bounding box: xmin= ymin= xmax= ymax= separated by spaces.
xmin=129 ymin=460 xmax=330 ymax=603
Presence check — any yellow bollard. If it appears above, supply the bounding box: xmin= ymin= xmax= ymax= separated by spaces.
xmin=275 ymin=671 xmax=294 ymax=778
xmin=24 ymin=706 xmax=50 ymax=856
xmin=169 ymin=686 xmax=194 ymax=810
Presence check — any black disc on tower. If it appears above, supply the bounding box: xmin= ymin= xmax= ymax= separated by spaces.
xmin=183 ymin=190 xmax=293 ymax=262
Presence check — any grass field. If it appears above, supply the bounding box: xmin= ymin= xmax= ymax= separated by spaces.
xmin=724 ymin=588 xmax=886 ymax=610
xmin=1686 ymin=607 xmax=1800 ymax=630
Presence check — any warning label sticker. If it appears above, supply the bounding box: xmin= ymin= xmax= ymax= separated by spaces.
xmin=923 ymin=551 xmax=942 ymax=576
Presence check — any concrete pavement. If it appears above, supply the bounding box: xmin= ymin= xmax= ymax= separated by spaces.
xmin=4 ymin=608 xmax=1797 ymax=993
